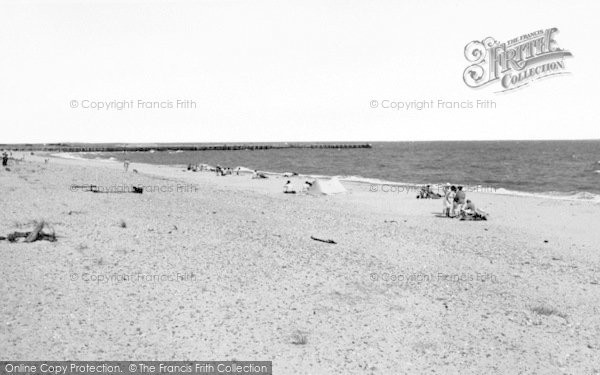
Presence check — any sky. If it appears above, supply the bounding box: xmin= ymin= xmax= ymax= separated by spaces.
xmin=0 ymin=0 xmax=598 ymax=143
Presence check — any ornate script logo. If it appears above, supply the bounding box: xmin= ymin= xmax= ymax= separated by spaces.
xmin=463 ymin=28 xmax=573 ymax=92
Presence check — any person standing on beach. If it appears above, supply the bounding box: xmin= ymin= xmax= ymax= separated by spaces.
xmin=446 ymin=186 xmax=456 ymax=217
xmin=2 ymin=152 xmax=8 ymax=166
xmin=442 ymin=184 xmax=451 ymax=216
xmin=454 ymin=186 xmax=466 ymax=216
xmin=124 ymin=160 xmax=130 ymax=172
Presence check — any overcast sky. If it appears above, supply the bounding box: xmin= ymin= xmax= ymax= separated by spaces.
xmin=1 ymin=0 xmax=598 ymax=143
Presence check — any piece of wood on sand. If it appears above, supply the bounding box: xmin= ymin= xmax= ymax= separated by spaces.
xmin=310 ymin=236 xmax=336 ymax=244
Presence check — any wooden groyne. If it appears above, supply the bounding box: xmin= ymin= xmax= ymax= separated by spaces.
xmin=1 ymin=143 xmax=372 ymax=152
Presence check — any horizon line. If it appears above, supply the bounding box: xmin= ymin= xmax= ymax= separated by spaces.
xmin=2 ymin=139 xmax=600 ymax=146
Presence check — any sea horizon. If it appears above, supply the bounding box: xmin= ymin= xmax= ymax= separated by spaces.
xmin=2 ymin=139 xmax=600 ymax=147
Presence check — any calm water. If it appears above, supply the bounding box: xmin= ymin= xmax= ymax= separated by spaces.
xmin=82 ymin=141 xmax=600 ymax=197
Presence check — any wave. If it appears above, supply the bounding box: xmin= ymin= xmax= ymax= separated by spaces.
xmin=491 ymin=188 xmax=600 ymax=203
xmin=51 ymin=152 xmax=118 ymax=163
xmin=50 ymin=152 xmax=86 ymax=160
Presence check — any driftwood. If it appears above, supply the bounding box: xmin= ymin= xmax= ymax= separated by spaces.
xmin=2 ymin=221 xmax=56 ymax=243
xmin=310 ymin=236 xmax=336 ymax=244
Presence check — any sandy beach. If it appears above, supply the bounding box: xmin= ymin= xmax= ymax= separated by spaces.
xmin=1 ymin=154 xmax=599 ymax=374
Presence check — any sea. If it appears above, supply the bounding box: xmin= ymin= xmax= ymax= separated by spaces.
xmin=76 ymin=140 xmax=600 ymax=201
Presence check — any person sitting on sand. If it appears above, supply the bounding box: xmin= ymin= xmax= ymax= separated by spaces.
xmin=283 ymin=180 xmax=296 ymax=194
xmin=417 ymin=184 xmax=441 ymax=199
xmin=460 ymin=199 xmax=488 ymax=220
xmin=417 ymin=185 xmax=430 ymax=199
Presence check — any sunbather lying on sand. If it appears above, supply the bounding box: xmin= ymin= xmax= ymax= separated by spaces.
xmin=460 ymin=199 xmax=488 ymax=220
xmin=252 ymin=170 xmax=268 ymax=179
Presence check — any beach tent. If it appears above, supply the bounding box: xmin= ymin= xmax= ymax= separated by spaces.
xmin=307 ymin=178 xmax=347 ymax=195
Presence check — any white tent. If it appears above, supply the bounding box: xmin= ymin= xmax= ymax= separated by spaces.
xmin=307 ymin=178 xmax=347 ymax=195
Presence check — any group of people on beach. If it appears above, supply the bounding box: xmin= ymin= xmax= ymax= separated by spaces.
xmin=186 ymin=163 xmax=232 ymax=175
xmin=186 ymin=163 xmax=214 ymax=173
xmin=283 ymin=180 xmax=312 ymax=194
xmin=417 ymin=183 xmax=488 ymax=220
xmin=184 ymin=162 xmax=270 ymax=179
xmin=442 ymin=184 xmax=488 ymax=220
xmin=215 ymin=166 xmax=234 ymax=176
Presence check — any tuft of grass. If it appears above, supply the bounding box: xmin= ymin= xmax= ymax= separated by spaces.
xmin=290 ymin=330 xmax=308 ymax=345
xmin=531 ymin=305 xmax=567 ymax=319
xmin=119 ymin=220 xmax=127 ymax=228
